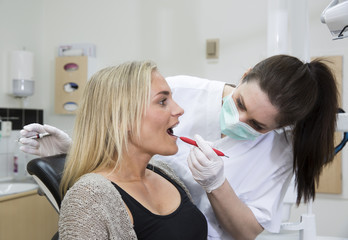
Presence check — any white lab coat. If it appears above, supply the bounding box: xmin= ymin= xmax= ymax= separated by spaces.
xmin=155 ymin=75 xmax=294 ymax=240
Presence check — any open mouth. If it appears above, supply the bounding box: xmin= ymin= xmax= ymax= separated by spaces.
xmin=167 ymin=128 xmax=174 ymax=136
xmin=167 ymin=123 xmax=178 ymax=137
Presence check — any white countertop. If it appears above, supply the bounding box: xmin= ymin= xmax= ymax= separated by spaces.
xmin=256 ymin=231 xmax=348 ymax=240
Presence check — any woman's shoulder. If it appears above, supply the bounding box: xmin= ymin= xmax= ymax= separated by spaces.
xmin=73 ymin=173 xmax=113 ymax=190
xmin=78 ymin=172 xmax=111 ymax=184
xmin=63 ymin=173 xmax=119 ymax=204
xmin=59 ymin=173 xmax=135 ymax=239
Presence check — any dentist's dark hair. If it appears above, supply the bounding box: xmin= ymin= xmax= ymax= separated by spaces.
xmin=242 ymin=54 xmax=339 ymax=205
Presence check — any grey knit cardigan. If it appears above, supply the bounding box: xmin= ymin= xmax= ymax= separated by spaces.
xmin=58 ymin=159 xmax=193 ymax=240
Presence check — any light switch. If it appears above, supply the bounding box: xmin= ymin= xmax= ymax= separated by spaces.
xmin=206 ymin=39 xmax=219 ymax=59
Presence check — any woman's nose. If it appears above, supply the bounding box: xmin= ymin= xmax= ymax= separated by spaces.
xmin=173 ymin=101 xmax=184 ymax=117
xmin=238 ymin=111 xmax=248 ymax=123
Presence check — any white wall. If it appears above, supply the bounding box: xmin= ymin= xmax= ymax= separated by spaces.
xmin=0 ymin=0 xmax=44 ymax=109
xmin=0 ymin=0 xmax=347 ymax=237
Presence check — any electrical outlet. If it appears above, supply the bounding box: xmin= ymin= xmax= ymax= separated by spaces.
xmin=2 ymin=121 xmax=12 ymax=137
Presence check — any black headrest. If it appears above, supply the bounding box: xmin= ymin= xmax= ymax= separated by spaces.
xmin=27 ymin=154 xmax=66 ymax=209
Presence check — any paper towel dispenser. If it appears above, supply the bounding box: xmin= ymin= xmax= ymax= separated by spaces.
xmin=10 ymin=50 xmax=34 ymax=97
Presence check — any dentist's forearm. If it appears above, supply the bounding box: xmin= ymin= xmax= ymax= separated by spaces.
xmin=207 ymin=180 xmax=263 ymax=240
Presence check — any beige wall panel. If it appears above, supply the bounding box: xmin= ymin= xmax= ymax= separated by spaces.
xmin=315 ymin=55 xmax=343 ymax=194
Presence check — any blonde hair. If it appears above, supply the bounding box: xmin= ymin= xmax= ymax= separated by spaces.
xmin=60 ymin=60 xmax=157 ymax=196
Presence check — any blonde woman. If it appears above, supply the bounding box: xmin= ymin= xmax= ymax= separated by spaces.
xmin=58 ymin=61 xmax=208 ymax=239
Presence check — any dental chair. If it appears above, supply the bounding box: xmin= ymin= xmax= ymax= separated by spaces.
xmin=26 ymin=153 xmax=66 ymax=240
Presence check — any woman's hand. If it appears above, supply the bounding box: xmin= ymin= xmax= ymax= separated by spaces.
xmin=19 ymin=123 xmax=72 ymax=157
xmin=187 ymin=134 xmax=225 ymax=193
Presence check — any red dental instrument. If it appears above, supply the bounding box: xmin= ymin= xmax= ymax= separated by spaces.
xmin=179 ymin=136 xmax=229 ymax=158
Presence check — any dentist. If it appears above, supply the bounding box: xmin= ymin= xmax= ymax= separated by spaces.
xmin=20 ymin=55 xmax=338 ymax=240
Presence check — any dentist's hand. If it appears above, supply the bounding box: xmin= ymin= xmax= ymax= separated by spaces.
xmin=19 ymin=123 xmax=72 ymax=157
xmin=187 ymin=134 xmax=225 ymax=193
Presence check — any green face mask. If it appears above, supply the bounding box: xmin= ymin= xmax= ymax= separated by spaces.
xmin=220 ymin=93 xmax=264 ymax=141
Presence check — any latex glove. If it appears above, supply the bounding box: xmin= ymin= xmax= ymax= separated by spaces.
xmin=187 ymin=134 xmax=225 ymax=193
xmin=19 ymin=123 xmax=72 ymax=157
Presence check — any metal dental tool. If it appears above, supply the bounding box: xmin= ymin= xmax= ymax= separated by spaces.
xmin=17 ymin=132 xmax=51 ymax=142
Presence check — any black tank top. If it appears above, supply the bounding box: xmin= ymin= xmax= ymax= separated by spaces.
xmin=111 ymin=165 xmax=207 ymax=240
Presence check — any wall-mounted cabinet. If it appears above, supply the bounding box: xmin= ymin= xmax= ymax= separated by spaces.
xmin=55 ymin=56 xmax=96 ymax=114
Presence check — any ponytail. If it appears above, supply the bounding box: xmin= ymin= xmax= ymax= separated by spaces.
xmin=292 ymin=59 xmax=338 ymax=204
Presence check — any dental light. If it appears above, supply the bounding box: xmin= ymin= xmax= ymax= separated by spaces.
xmin=321 ymin=0 xmax=348 ymax=40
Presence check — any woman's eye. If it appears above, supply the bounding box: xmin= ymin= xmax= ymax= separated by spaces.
xmin=250 ymin=121 xmax=263 ymax=131
xmin=160 ymin=98 xmax=167 ymax=105
xmin=236 ymin=98 xmax=245 ymax=110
